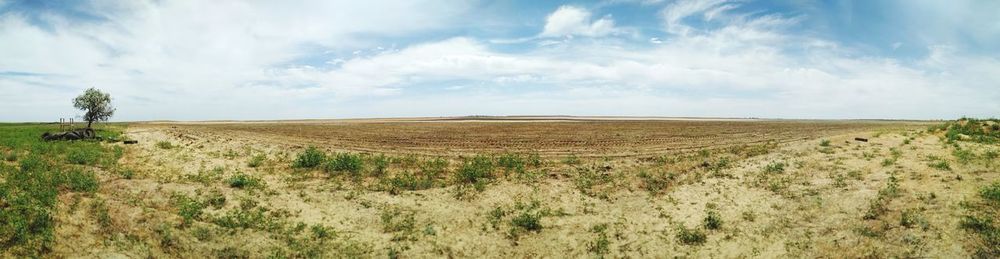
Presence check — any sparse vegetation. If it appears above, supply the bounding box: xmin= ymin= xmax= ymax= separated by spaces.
xmin=227 ymin=172 xmax=263 ymax=189
xmin=325 ymin=152 xmax=365 ymax=175
xmin=247 ymin=153 xmax=267 ymax=168
xmin=675 ymin=225 xmax=707 ymax=245
xmin=156 ymin=141 xmax=175 ymax=149
xmin=454 ymin=155 xmax=494 ymax=191
xmin=5 ymin=118 xmax=990 ymax=257
xmin=293 ymin=146 xmax=325 ymax=168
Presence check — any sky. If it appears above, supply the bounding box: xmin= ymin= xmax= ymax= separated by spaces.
xmin=1 ymin=0 xmax=998 ymax=121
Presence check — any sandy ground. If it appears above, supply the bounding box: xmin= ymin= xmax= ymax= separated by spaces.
xmin=46 ymin=119 xmax=997 ymax=258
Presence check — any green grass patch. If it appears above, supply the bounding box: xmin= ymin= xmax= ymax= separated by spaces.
xmin=0 ymin=124 xmax=122 ymax=256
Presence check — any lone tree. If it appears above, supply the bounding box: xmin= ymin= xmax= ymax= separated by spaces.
xmin=73 ymin=87 xmax=115 ymax=129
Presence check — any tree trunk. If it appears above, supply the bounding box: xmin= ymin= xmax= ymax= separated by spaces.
xmin=87 ymin=120 xmax=93 ymax=129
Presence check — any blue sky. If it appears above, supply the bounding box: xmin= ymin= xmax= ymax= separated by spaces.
xmin=1 ymin=0 xmax=998 ymax=121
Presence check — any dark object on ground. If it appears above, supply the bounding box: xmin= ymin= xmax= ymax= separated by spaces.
xmin=123 ymin=140 xmax=138 ymax=144
xmin=42 ymin=128 xmax=96 ymax=141
xmin=854 ymin=137 xmax=868 ymax=142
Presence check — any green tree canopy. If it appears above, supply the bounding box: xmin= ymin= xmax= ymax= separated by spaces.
xmin=73 ymin=88 xmax=115 ymax=128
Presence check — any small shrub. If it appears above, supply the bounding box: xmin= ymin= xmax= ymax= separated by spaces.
xmin=247 ymin=154 xmax=266 ymax=168
xmin=119 ymin=168 xmax=135 ymax=179
xmin=227 ymin=172 xmax=262 ymax=189
xmin=173 ymin=194 xmax=205 ymax=227
xmin=420 ymin=158 xmax=449 ymax=177
xmin=156 ymin=141 xmax=174 ymax=149
xmin=293 ymin=147 xmax=325 ymax=168
xmin=819 ymin=139 xmax=831 ymax=147
xmin=325 ymin=153 xmax=364 ymax=175
xmin=763 ymin=162 xmax=786 ymax=174
xmin=638 ymin=169 xmax=675 ymax=194
xmin=382 ymin=171 xmax=436 ymax=194
xmin=899 ymin=209 xmax=926 ymax=229
xmin=881 ymin=158 xmax=896 ymax=167
xmin=953 ymin=148 xmax=975 ymax=165
xmin=676 ymin=225 xmax=707 ymax=245
xmin=497 ymin=153 xmax=526 ymax=175
xmin=509 ymin=211 xmax=543 ymax=237
xmin=204 ymin=190 xmax=226 ymax=209
xmin=703 ymin=210 xmax=723 ymax=230
xmin=454 ymin=156 xmax=494 ymax=190
xmin=370 ymin=154 xmax=389 ymax=177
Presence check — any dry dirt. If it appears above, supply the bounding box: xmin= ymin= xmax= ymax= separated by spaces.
xmin=49 ymin=118 xmax=1000 ymax=258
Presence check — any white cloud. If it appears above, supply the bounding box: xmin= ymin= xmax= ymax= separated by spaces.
xmin=540 ymin=6 xmax=620 ymax=38
xmin=0 ymin=0 xmax=472 ymax=121
xmin=0 ymin=0 xmax=997 ymax=121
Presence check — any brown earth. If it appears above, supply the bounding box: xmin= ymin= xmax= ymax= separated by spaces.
xmin=44 ymin=118 xmax=1000 ymax=258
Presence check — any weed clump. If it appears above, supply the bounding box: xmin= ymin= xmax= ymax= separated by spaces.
xmin=325 ymin=153 xmax=364 ymax=175
xmin=227 ymin=172 xmax=263 ymax=189
xmin=928 ymin=160 xmax=951 ymax=171
xmin=819 ymin=139 xmax=831 ymax=147
xmin=454 ymin=155 xmax=494 ymax=191
xmin=247 ymin=154 xmax=266 ymax=168
xmin=293 ymin=146 xmax=325 ymax=168
xmin=497 ymin=153 xmax=526 ymax=175
xmin=703 ymin=210 xmax=723 ymax=230
xmin=638 ymin=169 xmax=675 ymax=194
xmin=380 ymin=207 xmax=417 ymax=241
xmin=172 ymin=194 xmax=206 ymax=227
xmin=676 ymin=225 xmax=707 ymax=245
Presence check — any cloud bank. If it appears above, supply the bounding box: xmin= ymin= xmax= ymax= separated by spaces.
xmin=0 ymin=0 xmax=997 ymax=121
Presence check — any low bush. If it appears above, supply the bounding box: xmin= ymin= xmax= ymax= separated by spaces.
xmin=172 ymin=194 xmax=205 ymax=227
xmin=292 ymin=147 xmax=325 ymax=168
xmin=370 ymin=154 xmax=390 ymax=177
xmin=454 ymin=156 xmax=494 ymax=190
xmin=763 ymin=161 xmax=786 ymax=174
xmin=676 ymin=225 xmax=707 ymax=245
xmin=325 ymin=153 xmax=364 ymax=175
xmin=382 ymin=171 xmax=436 ymax=194
xmin=497 ymin=153 xmax=526 ymax=175
xmin=227 ymin=172 xmax=263 ymax=189
xmin=703 ymin=210 xmax=723 ymax=230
